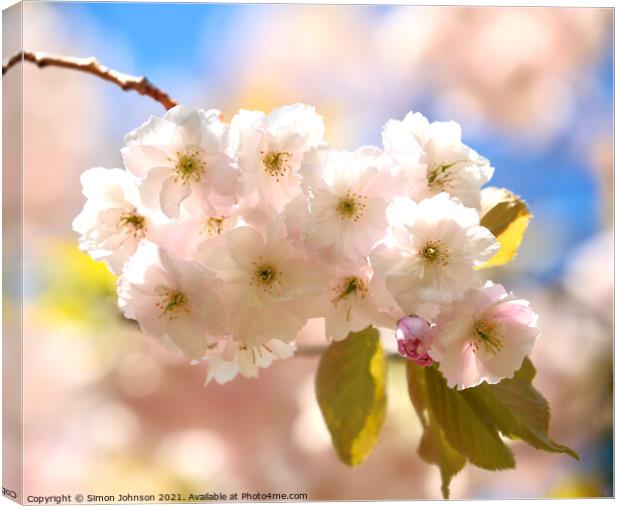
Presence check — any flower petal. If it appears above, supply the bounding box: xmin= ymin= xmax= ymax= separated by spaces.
xmin=160 ymin=176 xmax=191 ymax=219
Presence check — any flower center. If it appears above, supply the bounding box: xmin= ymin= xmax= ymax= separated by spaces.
xmin=422 ymin=246 xmax=438 ymax=259
xmin=472 ymin=319 xmax=502 ymax=355
xmin=258 ymin=266 xmax=275 ymax=283
xmin=262 ymin=151 xmax=292 ymax=180
xmin=331 ymin=276 xmax=367 ymax=306
xmin=156 ymin=290 xmax=189 ymax=320
xmin=252 ymin=260 xmax=282 ymax=295
xmin=118 ymin=211 xmax=147 ymax=238
xmin=173 ymin=148 xmax=205 ymax=183
xmin=426 ymin=159 xmax=467 ymax=191
xmin=203 ymin=216 xmax=226 ymax=237
xmin=419 ymin=240 xmax=448 ymax=265
xmin=336 ymin=191 xmax=367 ymax=222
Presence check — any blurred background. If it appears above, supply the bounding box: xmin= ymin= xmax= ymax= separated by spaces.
xmin=2 ymin=2 xmax=613 ymax=500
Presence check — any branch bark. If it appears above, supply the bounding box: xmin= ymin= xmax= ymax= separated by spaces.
xmin=2 ymin=50 xmax=178 ymax=110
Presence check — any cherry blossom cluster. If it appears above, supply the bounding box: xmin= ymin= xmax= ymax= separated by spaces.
xmin=73 ymin=104 xmax=540 ymax=389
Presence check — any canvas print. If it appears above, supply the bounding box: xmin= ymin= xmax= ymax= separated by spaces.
xmin=2 ymin=2 xmax=613 ymax=502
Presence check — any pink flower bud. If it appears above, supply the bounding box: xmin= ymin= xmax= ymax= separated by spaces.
xmin=396 ymin=315 xmax=434 ymax=366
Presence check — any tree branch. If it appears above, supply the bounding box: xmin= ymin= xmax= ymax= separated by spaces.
xmin=2 ymin=50 xmax=178 ymax=110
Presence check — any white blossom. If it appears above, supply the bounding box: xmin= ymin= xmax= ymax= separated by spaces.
xmin=73 ymin=167 xmax=159 ymax=275
xmin=122 ymin=105 xmax=238 ymax=219
xmin=299 ymin=146 xmax=399 ymax=263
xmin=429 ymin=282 xmax=540 ymax=390
xmin=230 ymin=104 xmax=325 ymax=211
xmin=320 ymin=261 xmax=397 ymax=341
xmin=73 ymin=103 xmax=540 ymax=389
xmin=382 ymin=112 xmax=493 ymax=209
xmin=157 ymin=209 xmax=239 ymax=263
xmin=370 ymin=193 xmax=498 ymax=312
xmin=203 ymin=339 xmax=296 ymax=385
xmin=118 ymin=241 xmax=228 ymax=360
xmin=203 ymin=215 xmax=326 ymax=345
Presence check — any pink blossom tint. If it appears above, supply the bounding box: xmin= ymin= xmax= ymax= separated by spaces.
xmin=428 ymin=282 xmax=540 ymax=390
xmin=396 ymin=315 xmax=434 ymax=366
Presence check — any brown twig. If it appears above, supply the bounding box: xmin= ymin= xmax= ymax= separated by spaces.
xmin=2 ymin=50 xmax=178 ymax=110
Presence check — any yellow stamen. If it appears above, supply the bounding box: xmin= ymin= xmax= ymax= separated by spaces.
xmin=426 ymin=159 xmax=468 ymax=191
xmin=173 ymin=148 xmax=206 ymax=183
xmin=472 ymin=319 xmax=502 ymax=355
xmin=251 ymin=260 xmax=282 ymax=295
xmin=203 ymin=216 xmax=226 ymax=237
xmin=118 ymin=211 xmax=147 ymax=238
xmin=419 ymin=240 xmax=449 ymax=266
xmin=336 ymin=191 xmax=367 ymax=222
xmin=331 ymin=276 xmax=367 ymax=306
xmin=262 ymin=151 xmax=292 ymax=180
xmin=156 ymin=290 xmax=189 ymax=320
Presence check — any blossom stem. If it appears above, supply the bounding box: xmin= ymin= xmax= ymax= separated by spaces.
xmin=2 ymin=50 xmax=178 ymax=110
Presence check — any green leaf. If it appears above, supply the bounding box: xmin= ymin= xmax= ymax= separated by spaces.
xmin=316 ymin=326 xmax=387 ymax=466
xmin=478 ymin=187 xmax=532 ymax=269
xmin=404 ymin=357 xmax=578 ymax=498
xmin=463 ymin=359 xmax=579 ymax=460
xmin=407 ymin=363 xmax=466 ymax=499
xmin=515 ymin=356 xmax=537 ymax=383
xmin=424 ymin=365 xmax=516 ymax=470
